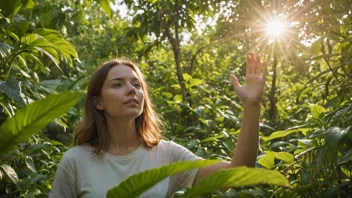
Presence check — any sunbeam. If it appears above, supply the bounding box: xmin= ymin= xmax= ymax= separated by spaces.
xmin=266 ymin=20 xmax=285 ymax=37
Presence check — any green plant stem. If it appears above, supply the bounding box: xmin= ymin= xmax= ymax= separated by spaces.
xmin=295 ymin=189 xmax=308 ymax=198
xmin=309 ymin=188 xmax=316 ymax=198
xmin=270 ymin=186 xmax=282 ymax=198
xmin=331 ymin=163 xmax=340 ymax=184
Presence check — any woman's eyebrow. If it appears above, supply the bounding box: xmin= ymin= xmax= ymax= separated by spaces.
xmin=108 ymin=77 xmax=140 ymax=83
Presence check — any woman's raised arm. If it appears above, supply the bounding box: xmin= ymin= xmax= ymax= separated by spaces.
xmin=193 ymin=51 xmax=268 ymax=185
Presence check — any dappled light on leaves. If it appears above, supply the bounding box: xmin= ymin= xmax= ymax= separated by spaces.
xmin=0 ymin=0 xmax=351 ymax=197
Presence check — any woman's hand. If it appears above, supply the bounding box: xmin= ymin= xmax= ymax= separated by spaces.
xmin=230 ymin=52 xmax=268 ymax=107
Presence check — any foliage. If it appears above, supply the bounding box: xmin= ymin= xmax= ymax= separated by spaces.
xmin=0 ymin=91 xmax=83 ymax=154
xmin=107 ymin=159 xmax=220 ymax=198
xmin=0 ymin=91 xmax=83 ymax=196
xmin=0 ymin=0 xmax=351 ymax=197
xmin=107 ymin=160 xmax=289 ymax=198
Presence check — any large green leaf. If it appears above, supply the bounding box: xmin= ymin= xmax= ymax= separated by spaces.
xmin=182 ymin=167 xmax=290 ymax=197
xmin=33 ymin=28 xmax=78 ymax=66
xmin=324 ymin=126 xmax=351 ymax=151
xmin=337 ymin=149 xmax=352 ymax=165
xmin=0 ymin=91 xmax=83 ymax=154
xmin=275 ymin=152 xmax=294 ymax=163
xmin=310 ymin=104 xmax=327 ymax=118
xmin=21 ymin=33 xmax=60 ymax=69
xmin=258 ymin=152 xmax=275 ymax=169
xmin=262 ymin=128 xmax=309 ymax=141
xmin=189 ymin=78 xmax=204 ymax=87
xmin=21 ymin=30 xmax=78 ymax=68
xmin=106 ymin=159 xmax=220 ymax=198
xmin=258 ymin=151 xmax=294 ymax=169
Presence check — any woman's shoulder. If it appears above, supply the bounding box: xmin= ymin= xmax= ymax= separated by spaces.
xmin=157 ymin=139 xmax=184 ymax=148
xmin=156 ymin=139 xmax=174 ymax=148
xmin=61 ymin=143 xmax=94 ymax=161
xmin=156 ymin=139 xmax=187 ymax=152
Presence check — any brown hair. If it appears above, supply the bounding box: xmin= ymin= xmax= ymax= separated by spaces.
xmin=73 ymin=58 xmax=163 ymax=154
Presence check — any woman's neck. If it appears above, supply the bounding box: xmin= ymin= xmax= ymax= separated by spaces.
xmin=105 ymin=117 xmax=141 ymax=156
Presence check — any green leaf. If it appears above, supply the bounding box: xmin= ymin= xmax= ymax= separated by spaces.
xmin=39 ymin=79 xmax=61 ymax=93
xmin=33 ymin=28 xmax=78 ymax=66
xmin=0 ymin=164 xmax=19 ymax=186
xmin=182 ymin=73 xmax=192 ymax=82
xmin=200 ymin=135 xmax=224 ymax=142
xmin=182 ymin=167 xmax=290 ymax=197
xmin=23 ymin=143 xmax=51 ymax=155
xmin=19 ymin=172 xmax=41 ymax=192
xmin=310 ymin=104 xmax=327 ymax=118
xmin=275 ymin=152 xmax=294 ymax=163
xmin=0 ymin=91 xmax=84 ymax=154
xmin=106 ymin=160 xmax=219 ymax=198
xmin=22 ymin=0 xmax=37 ymax=9
xmin=337 ymin=149 xmax=352 ymax=165
xmin=0 ymin=101 xmax=15 ymax=117
xmin=13 ymin=14 xmax=29 ymax=34
xmin=189 ymin=78 xmax=204 ymax=87
xmin=17 ymin=55 xmax=29 ymax=71
xmin=0 ymin=78 xmax=25 ymax=107
xmin=21 ymin=34 xmax=60 ymax=69
xmin=0 ymin=42 xmax=13 ymax=58
xmin=258 ymin=152 xmax=275 ymax=169
xmin=0 ymin=0 xmax=22 ymax=18
xmin=22 ymin=30 xmax=78 ymax=68
xmin=28 ymin=53 xmax=45 ymax=71
xmin=171 ymin=84 xmax=181 ymax=89
xmin=262 ymin=128 xmax=307 ymax=141
xmin=322 ymin=185 xmax=340 ymax=198
xmin=95 ymin=0 xmax=111 ymax=17
xmin=34 ymin=46 xmax=60 ymax=71
xmin=173 ymin=94 xmax=182 ymax=103
xmin=324 ymin=126 xmax=351 ymax=151
xmin=258 ymin=151 xmax=294 ymax=168
xmin=25 ymin=156 xmax=37 ymax=173
xmin=316 ymin=147 xmax=327 ymax=171
xmin=310 ymin=38 xmax=322 ymax=56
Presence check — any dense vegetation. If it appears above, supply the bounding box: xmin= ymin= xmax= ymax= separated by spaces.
xmin=0 ymin=0 xmax=351 ymax=197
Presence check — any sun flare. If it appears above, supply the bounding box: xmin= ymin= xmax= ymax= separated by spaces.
xmin=266 ymin=20 xmax=285 ymax=37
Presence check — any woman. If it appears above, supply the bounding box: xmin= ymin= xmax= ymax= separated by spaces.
xmin=49 ymin=52 xmax=267 ymax=198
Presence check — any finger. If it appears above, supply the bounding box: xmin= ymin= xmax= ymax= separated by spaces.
xmin=263 ymin=60 xmax=268 ymax=81
xmin=250 ymin=52 xmax=257 ymax=74
xmin=230 ymin=74 xmax=240 ymax=91
xmin=246 ymin=55 xmax=251 ymax=75
xmin=256 ymin=54 xmax=262 ymax=75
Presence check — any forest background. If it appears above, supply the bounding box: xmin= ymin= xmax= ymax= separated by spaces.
xmin=0 ymin=0 xmax=351 ymax=197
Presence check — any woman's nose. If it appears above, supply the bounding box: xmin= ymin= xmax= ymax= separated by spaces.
xmin=126 ymin=84 xmax=136 ymax=95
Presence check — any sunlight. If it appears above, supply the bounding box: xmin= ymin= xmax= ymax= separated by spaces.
xmin=266 ymin=20 xmax=285 ymax=37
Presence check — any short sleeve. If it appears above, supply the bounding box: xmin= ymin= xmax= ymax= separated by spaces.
xmin=169 ymin=141 xmax=203 ymax=189
xmin=49 ymin=152 xmax=77 ymax=198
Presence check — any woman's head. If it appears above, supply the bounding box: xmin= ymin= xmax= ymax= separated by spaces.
xmin=73 ymin=58 xmax=162 ymax=154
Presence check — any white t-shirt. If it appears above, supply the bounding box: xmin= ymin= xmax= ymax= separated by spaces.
xmin=49 ymin=140 xmax=202 ymax=198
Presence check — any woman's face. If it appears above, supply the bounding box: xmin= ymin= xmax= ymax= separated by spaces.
xmin=95 ymin=64 xmax=144 ymax=119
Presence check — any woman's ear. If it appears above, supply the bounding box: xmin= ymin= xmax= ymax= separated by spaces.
xmin=93 ymin=96 xmax=104 ymax=110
